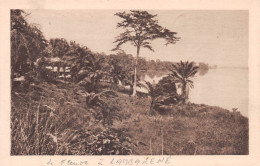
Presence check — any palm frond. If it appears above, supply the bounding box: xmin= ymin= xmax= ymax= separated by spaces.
xmin=170 ymin=71 xmax=183 ymax=82
xmin=141 ymin=81 xmax=155 ymax=96
xmin=187 ymin=67 xmax=199 ymax=78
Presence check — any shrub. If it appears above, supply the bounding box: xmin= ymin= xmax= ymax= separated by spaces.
xmin=154 ymin=75 xmax=177 ymax=97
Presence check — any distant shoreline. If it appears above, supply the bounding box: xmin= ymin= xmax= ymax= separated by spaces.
xmin=215 ymin=66 xmax=248 ymax=69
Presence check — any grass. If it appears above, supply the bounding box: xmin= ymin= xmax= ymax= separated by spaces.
xmin=11 ymin=81 xmax=248 ymax=155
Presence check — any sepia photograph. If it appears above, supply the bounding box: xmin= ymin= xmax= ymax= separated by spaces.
xmin=9 ymin=9 xmax=249 ymax=156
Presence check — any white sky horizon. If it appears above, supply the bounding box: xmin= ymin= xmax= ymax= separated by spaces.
xmin=25 ymin=10 xmax=248 ymax=68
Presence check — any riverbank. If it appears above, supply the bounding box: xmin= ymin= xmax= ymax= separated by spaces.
xmin=11 ymin=81 xmax=248 ymax=155
xmin=138 ymin=68 xmax=248 ymax=117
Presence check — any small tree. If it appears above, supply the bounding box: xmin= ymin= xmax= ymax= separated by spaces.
xmin=170 ymin=61 xmax=199 ymax=104
xmin=64 ymin=41 xmax=91 ymax=82
xmin=109 ymin=58 xmax=128 ymax=89
xmin=112 ymin=10 xmax=180 ymax=96
xmin=76 ymin=53 xmax=106 ymax=93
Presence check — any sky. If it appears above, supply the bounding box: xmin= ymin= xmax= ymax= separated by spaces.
xmin=25 ymin=10 xmax=248 ymax=67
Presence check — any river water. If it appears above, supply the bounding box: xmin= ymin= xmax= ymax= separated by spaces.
xmin=140 ymin=68 xmax=248 ymax=117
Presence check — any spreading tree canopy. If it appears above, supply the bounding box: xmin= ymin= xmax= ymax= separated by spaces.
xmin=112 ymin=10 xmax=180 ymax=96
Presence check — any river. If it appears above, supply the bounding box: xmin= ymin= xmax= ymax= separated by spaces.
xmin=139 ymin=68 xmax=248 ymax=117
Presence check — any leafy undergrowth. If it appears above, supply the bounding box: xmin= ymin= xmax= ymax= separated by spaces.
xmin=11 ymin=81 xmax=248 ymax=155
xmin=11 ymin=82 xmax=132 ymax=155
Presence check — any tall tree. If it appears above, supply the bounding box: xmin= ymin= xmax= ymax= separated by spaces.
xmin=170 ymin=61 xmax=199 ymax=104
xmin=11 ymin=9 xmax=47 ymax=77
xmin=112 ymin=10 xmax=180 ymax=96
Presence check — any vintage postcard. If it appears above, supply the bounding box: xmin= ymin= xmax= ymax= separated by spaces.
xmin=0 ymin=0 xmax=260 ymax=166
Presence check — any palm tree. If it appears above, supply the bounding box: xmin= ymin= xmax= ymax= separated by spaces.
xmin=143 ymin=81 xmax=156 ymax=115
xmin=65 ymin=41 xmax=91 ymax=82
xmin=76 ymin=53 xmax=106 ymax=93
xmin=170 ymin=61 xmax=199 ymax=104
xmin=109 ymin=58 xmax=129 ymax=89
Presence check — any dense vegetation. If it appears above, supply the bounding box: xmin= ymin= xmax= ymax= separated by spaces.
xmin=11 ymin=10 xmax=248 ymax=155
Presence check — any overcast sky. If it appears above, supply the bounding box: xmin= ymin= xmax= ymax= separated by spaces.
xmin=25 ymin=10 xmax=248 ymax=67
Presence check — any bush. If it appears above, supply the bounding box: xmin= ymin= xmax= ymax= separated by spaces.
xmin=85 ymin=128 xmax=133 ymax=155
xmin=151 ymin=75 xmax=184 ymax=114
xmin=154 ymin=75 xmax=177 ymax=97
xmin=86 ymin=90 xmax=123 ymax=125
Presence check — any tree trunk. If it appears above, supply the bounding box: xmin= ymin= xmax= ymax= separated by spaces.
xmin=132 ymin=66 xmax=137 ymax=96
xmin=132 ymin=46 xmax=140 ymax=96
xmin=182 ymin=82 xmax=187 ymax=104
xmin=149 ymin=99 xmax=154 ymax=115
